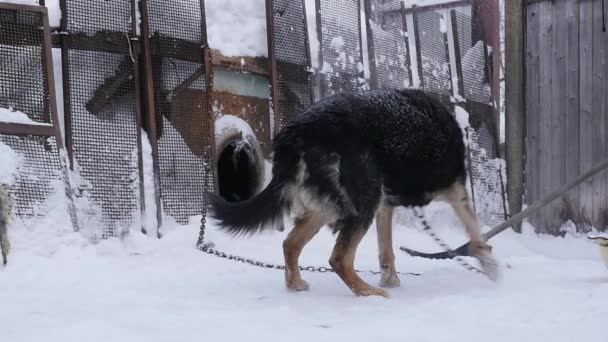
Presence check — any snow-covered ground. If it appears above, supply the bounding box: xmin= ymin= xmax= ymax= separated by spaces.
xmin=1 ymin=201 xmax=606 ymax=342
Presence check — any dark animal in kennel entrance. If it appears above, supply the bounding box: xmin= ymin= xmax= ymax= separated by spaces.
xmin=208 ymin=89 xmax=499 ymax=298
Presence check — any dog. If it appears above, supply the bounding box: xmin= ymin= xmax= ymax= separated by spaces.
xmin=0 ymin=183 xmax=11 ymax=266
xmin=208 ymin=89 xmax=499 ymax=297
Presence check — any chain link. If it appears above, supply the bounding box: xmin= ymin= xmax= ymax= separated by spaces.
xmin=197 ymin=164 xmax=419 ymax=276
xmin=411 ymin=207 xmax=483 ymax=274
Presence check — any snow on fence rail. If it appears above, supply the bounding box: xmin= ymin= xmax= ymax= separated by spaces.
xmin=0 ymin=0 xmax=504 ymax=241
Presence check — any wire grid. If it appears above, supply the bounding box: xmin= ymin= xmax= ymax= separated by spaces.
xmin=367 ymin=0 xmax=410 ymax=90
xmin=318 ymin=0 xmax=365 ymax=97
xmin=146 ymin=0 xmax=211 ymax=224
xmin=468 ymin=121 xmax=505 ymax=227
xmin=0 ymin=134 xmax=64 ymax=219
xmin=0 ymin=7 xmax=50 ymax=124
xmin=272 ymin=0 xmax=312 ymax=130
xmin=453 ymin=9 xmax=491 ymax=104
xmin=415 ymin=9 xmax=452 ymax=97
xmin=64 ymin=1 xmax=141 ymax=237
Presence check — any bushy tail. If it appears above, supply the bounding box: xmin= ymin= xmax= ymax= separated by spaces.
xmin=207 ymin=178 xmax=291 ymax=236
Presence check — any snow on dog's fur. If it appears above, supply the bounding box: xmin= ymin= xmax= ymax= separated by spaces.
xmin=208 ymin=89 xmax=499 ymax=297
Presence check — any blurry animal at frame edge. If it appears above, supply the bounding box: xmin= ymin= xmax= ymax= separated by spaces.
xmin=207 ymin=88 xmax=499 ymax=298
xmin=0 ymin=183 xmax=11 ymax=266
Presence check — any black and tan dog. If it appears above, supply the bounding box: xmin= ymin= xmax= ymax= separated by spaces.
xmin=208 ymin=89 xmax=498 ymax=297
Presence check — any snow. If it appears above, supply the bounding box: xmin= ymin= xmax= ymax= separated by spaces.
xmin=1 ymin=196 xmax=607 ymax=341
xmin=214 ymin=113 xmax=257 ymax=141
xmin=205 ymin=0 xmax=268 ymax=57
xmin=0 ymin=140 xmax=20 ymax=186
xmin=0 ymin=108 xmax=50 ymax=126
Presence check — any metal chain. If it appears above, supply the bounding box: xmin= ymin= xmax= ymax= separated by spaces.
xmin=197 ymin=166 xmax=419 ymax=276
xmin=412 ymin=207 xmax=483 ymax=274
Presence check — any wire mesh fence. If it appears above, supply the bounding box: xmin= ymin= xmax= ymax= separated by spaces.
xmin=0 ymin=3 xmax=76 ymax=229
xmin=269 ymin=0 xmax=313 ymax=131
xmin=316 ymin=0 xmax=366 ymax=97
xmin=61 ymin=0 xmax=142 ymax=238
xmin=143 ymin=0 xmax=214 ymax=225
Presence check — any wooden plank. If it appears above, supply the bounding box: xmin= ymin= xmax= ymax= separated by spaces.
xmin=564 ymin=0 xmax=580 ymax=221
xmin=537 ymin=1 xmax=553 ymax=232
xmin=525 ymin=2 xmax=540 ymax=225
xmin=579 ymin=0 xmax=594 ymax=228
xmin=593 ymin=0 xmax=608 ymax=229
xmin=550 ymin=0 xmax=567 ymax=230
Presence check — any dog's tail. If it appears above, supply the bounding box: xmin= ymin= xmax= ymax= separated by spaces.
xmin=207 ymin=177 xmax=291 ymax=236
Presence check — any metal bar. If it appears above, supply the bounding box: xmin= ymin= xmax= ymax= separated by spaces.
xmin=400 ymin=2 xmax=414 ymax=88
xmin=301 ymin=0 xmax=314 ymax=105
xmin=411 ymin=5 xmax=424 ymax=89
xmin=131 ymin=0 xmax=146 ymax=235
xmin=363 ymin=0 xmax=378 ymax=90
xmin=203 ymin=45 xmax=219 ymax=193
xmin=139 ymin=0 xmax=163 ymax=235
xmin=0 ymin=123 xmax=55 ymax=136
xmin=442 ymin=9 xmax=454 ymax=95
xmin=402 ymin=0 xmax=470 ymax=14
xmin=0 ymin=2 xmax=49 ymax=12
xmin=200 ymin=0 xmax=209 ymax=46
xmin=357 ymin=0 xmax=366 ymax=85
xmin=265 ymin=0 xmax=280 ymax=137
xmin=450 ymin=10 xmax=465 ymax=98
xmin=59 ymin=0 xmax=74 ymax=168
xmin=314 ymin=0 xmax=323 ymax=101
xmin=41 ymin=6 xmax=63 ymax=148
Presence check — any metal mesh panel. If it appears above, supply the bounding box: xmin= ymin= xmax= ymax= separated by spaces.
xmin=0 ymin=134 xmax=62 ymax=218
xmin=367 ymin=0 xmax=410 ymax=89
xmin=454 ymin=10 xmax=491 ymax=104
xmin=415 ymin=9 xmax=452 ymax=96
xmin=146 ymin=0 xmax=212 ymax=224
xmin=469 ymin=123 xmax=505 ymax=226
xmin=0 ymin=6 xmax=50 ymax=124
xmin=272 ymin=0 xmax=312 ymax=129
xmin=318 ymin=0 xmax=365 ymax=97
xmin=64 ymin=1 xmax=141 ymax=237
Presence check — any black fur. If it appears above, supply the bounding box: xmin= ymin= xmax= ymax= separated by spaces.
xmin=208 ymin=89 xmax=466 ymax=239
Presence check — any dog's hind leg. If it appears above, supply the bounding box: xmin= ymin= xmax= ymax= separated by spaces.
xmin=283 ymin=213 xmax=327 ymax=291
xmin=329 ymin=225 xmax=389 ymax=298
xmin=444 ymin=181 xmax=499 ymax=281
xmin=376 ymin=205 xmax=400 ymax=288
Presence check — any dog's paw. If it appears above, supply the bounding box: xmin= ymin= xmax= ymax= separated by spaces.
xmin=353 ymin=285 xmax=390 ymax=298
xmin=286 ymin=278 xmax=310 ymax=292
xmin=379 ymin=271 xmax=401 ymax=288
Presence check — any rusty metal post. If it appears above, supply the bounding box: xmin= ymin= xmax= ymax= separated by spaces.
xmin=139 ymin=0 xmax=163 ymax=236
xmin=363 ymin=0 xmax=378 ymax=90
xmin=411 ymin=5 xmax=424 ymax=89
xmin=450 ymin=10 xmax=465 ymax=98
xmin=59 ymin=0 xmax=74 ymax=168
xmin=400 ymin=2 xmax=414 ymax=88
xmin=265 ymin=0 xmax=280 ymax=137
xmin=131 ymin=0 xmax=147 ymax=235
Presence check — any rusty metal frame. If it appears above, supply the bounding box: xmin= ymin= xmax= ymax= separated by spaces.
xmin=403 ymin=0 xmax=471 ymax=14
xmin=265 ymin=0 xmax=280 ymax=136
xmin=0 ymin=2 xmax=62 ymax=144
xmin=363 ymin=0 xmax=378 ymax=90
xmin=400 ymin=2 xmax=414 ymax=88
xmin=450 ymin=9 xmax=465 ymax=98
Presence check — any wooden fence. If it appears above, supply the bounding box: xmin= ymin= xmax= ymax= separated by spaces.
xmin=526 ymin=0 xmax=608 ymax=233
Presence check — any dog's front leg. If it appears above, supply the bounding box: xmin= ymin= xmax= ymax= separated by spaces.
xmin=375 ymin=205 xmax=400 ymax=288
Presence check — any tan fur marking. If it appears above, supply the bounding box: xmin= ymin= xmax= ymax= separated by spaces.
xmin=329 ymin=227 xmax=389 ymax=297
xmin=282 ymin=213 xmax=327 ymax=291
xmin=375 ymin=205 xmax=400 ymax=288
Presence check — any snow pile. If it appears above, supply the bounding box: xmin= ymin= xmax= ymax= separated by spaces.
xmin=206 ymin=0 xmax=268 ymax=57
xmin=1 ymin=195 xmax=607 ymax=341
xmin=0 ymin=108 xmax=49 ymax=126
xmin=0 ymin=140 xmax=20 ymax=186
